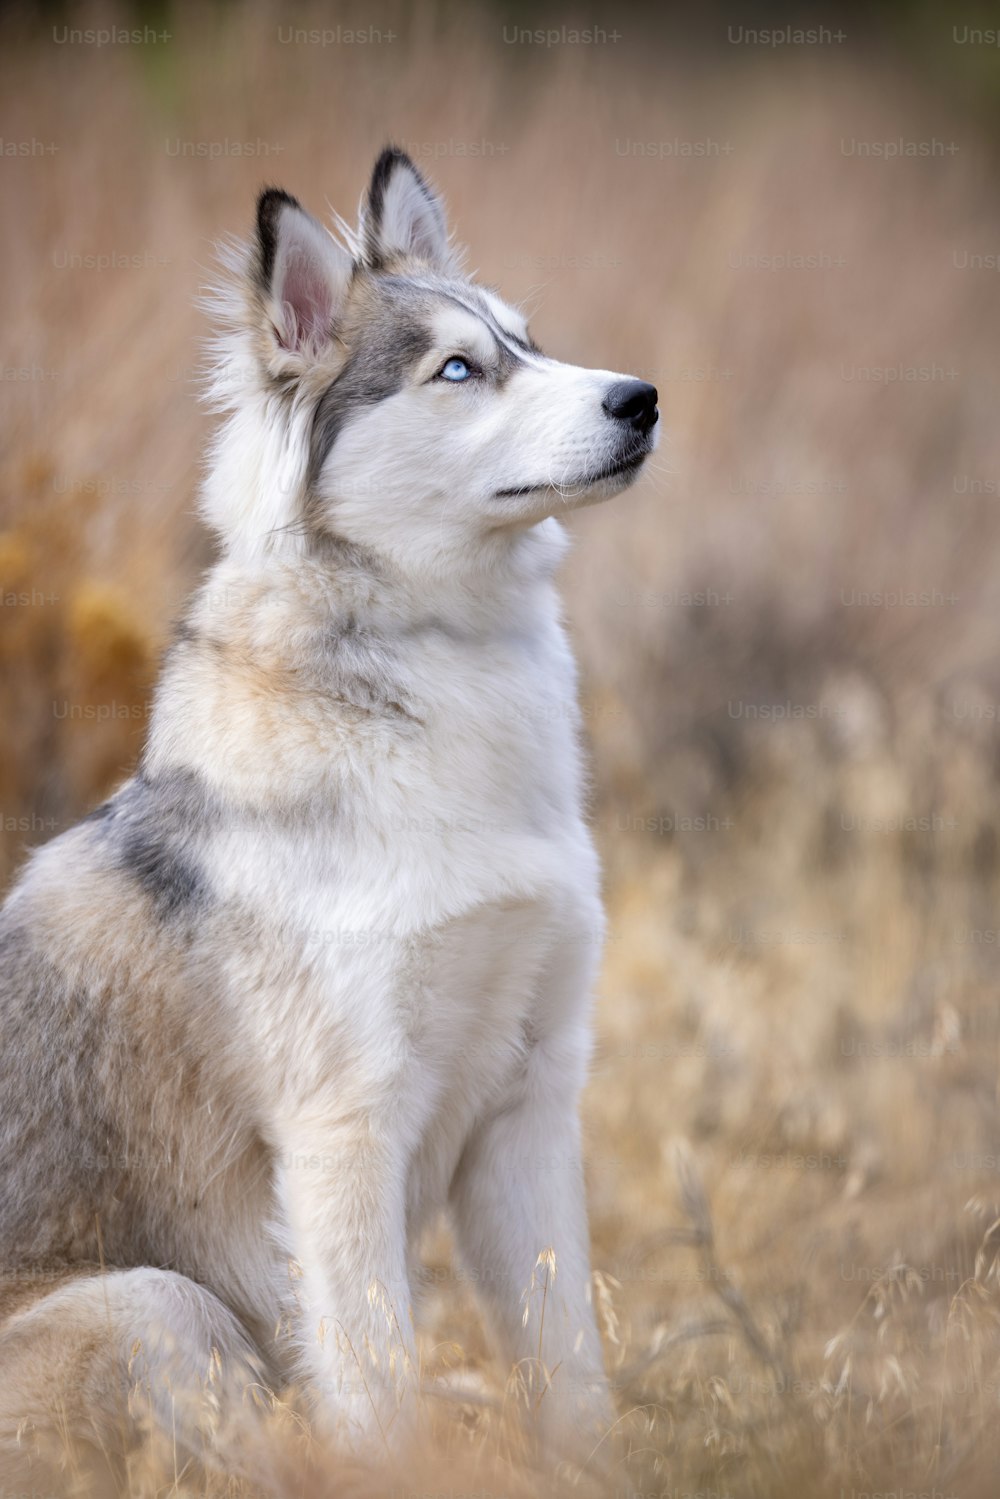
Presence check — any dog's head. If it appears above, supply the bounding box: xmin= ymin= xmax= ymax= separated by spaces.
xmin=206 ymin=148 xmax=658 ymax=569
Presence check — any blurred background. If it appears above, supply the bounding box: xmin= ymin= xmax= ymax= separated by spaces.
xmin=3 ymin=1 xmax=1000 ymax=1494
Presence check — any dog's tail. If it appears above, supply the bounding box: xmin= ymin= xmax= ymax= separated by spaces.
xmin=0 ymin=1266 xmax=272 ymax=1496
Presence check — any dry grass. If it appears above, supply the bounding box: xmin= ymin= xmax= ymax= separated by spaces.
xmin=3 ymin=2 xmax=1000 ymax=1494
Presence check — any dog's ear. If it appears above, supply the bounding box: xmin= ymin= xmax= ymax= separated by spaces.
xmin=255 ymin=187 xmax=352 ymax=363
xmin=360 ymin=147 xmax=458 ymax=272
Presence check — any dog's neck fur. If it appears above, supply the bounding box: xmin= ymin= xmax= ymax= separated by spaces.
xmin=197 ymin=511 xmax=569 ymax=640
xmin=142 ymin=520 xmax=576 ymax=811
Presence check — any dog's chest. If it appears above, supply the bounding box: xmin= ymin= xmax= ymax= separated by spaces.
xmin=402 ymin=623 xmax=582 ymax=841
xmin=314 ymin=615 xmax=590 ymax=916
xmin=210 ymin=617 xmax=598 ymax=1162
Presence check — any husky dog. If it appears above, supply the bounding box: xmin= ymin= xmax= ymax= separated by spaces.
xmin=0 ymin=147 xmax=658 ymax=1480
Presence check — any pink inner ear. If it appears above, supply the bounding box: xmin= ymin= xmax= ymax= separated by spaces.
xmin=279 ymin=248 xmax=332 ymax=352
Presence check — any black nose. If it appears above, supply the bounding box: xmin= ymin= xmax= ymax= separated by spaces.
xmin=602 ymin=379 xmax=658 ymax=437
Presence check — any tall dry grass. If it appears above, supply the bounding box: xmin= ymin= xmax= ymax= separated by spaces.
xmin=3 ymin=2 xmax=1000 ymax=1494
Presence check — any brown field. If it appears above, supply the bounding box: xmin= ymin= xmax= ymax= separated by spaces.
xmin=3 ymin=3 xmax=1000 ymax=1494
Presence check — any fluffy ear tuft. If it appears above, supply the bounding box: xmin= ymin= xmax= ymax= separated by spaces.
xmin=361 ymin=147 xmax=459 ymax=272
xmin=255 ymin=187 xmax=352 ymax=360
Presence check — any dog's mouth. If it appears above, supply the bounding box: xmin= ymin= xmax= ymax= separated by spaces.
xmin=494 ymin=449 xmax=649 ymax=501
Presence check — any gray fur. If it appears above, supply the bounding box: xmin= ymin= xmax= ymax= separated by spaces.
xmin=0 ymin=927 xmax=128 ymax=1266
xmin=308 ymin=286 xmax=433 ymax=494
xmin=93 ymin=770 xmax=214 ymax=919
xmin=306 ymin=277 xmax=527 ymax=500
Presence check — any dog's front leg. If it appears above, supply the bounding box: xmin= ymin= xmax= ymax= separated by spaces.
xmin=449 ymin=1050 xmax=613 ymax=1468
xmin=276 ymin=1111 xmax=419 ymax=1456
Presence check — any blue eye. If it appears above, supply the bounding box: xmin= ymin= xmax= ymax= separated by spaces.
xmin=439 ymin=357 xmax=472 ymax=382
